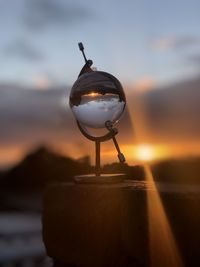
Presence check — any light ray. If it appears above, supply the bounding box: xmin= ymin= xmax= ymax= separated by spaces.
xmin=127 ymin=87 xmax=183 ymax=266
xmin=144 ymin=164 xmax=183 ymax=267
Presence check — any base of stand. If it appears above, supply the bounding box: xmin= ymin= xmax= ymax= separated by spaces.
xmin=74 ymin=173 xmax=125 ymax=184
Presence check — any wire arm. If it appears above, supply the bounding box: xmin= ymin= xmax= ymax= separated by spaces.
xmin=78 ymin=42 xmax=88 ymax=63
xmin=105 ymin=121 xmax=126 ymax=163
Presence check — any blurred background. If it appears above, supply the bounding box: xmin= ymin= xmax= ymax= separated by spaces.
xmin=0 ymin=0 xmax=200 ymax=168
xmin=0 ymin=0 xmax=200 ymax=266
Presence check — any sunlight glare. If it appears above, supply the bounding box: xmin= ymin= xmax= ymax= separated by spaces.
xmin=144 ymin=164 xmax=183 ymax=267
xmin=135 ymin=144 xmax=156 ymax=162
xmin=89 ymin=92 xmax=99 ymax=97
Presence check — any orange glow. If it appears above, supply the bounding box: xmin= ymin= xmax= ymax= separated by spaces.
xmin=134 ymin=77 xmax=155 ymax=92
xmin=134 ymin=144 xmax=156 ymax=162
xmin=0 ymin=147 xmax=27 ymax=169
xmin=2 ymin=141 xmax=200 ymax=169
xmin=132 ymin=144 xmax=171 ymax=163
xmin=32 ymin=75 xmax=51 ymax=90
xmin=89 ymin=92 xmax=99 ymax=97
xmin=114 ymin=144 xmax=169 ymax=164
xmin=100 ymin=142 xmax=200 ymax=165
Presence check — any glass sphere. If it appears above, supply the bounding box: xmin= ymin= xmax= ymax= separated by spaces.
xmin=69 ymin=71 xmax=126 ymax=128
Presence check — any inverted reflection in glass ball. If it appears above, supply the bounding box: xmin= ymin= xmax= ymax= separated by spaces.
xmin=69 ymin=71 xmax=126 ymax=128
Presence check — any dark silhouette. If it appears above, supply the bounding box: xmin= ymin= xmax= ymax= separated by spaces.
xmin=0 ymin=146 xmax=145 ymax=211
xmin=0 ymin=146 xmax=146 ymax=194
xmin=1 ymin=146 xmax=200 ymax=197
xmin=0 ymin=146 xmax=91 ymax=192
xmin=152 ymin=158 xmax=200 ymax=184
xmin=1 ymin=147 xmax=200 ymax=266
xmin=102 ymin=162 xmax=145 ymax=180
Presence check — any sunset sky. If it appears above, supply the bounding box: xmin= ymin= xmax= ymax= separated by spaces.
xmin=0 ymin=0 xmax=200 ymax=168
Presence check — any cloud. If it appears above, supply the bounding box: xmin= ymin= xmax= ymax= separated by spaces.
xmin=151 ymin=35 xmax=200 ymax=52
xmin=143 ymin=76 xmax=200 ymax=142
xmin=0 ymin=83 xmax=134 ymax=167
xmin=4 ymin=38 xmax=44 ymax=62
xmin=186 ymin=54 xmax=200 ymax=67
xmin=22 ymin=0 xmax=91 ymax=31
xmin=1 ymin=76 xmax=200 ymax=167
xmin=0 ymin=85 xmax=72 ymax=145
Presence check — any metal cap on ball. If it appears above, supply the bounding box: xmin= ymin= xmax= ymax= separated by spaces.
xmin=69 ymin=43 xmax=126 ymax=183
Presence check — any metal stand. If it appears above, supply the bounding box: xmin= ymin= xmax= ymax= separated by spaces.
xmin=95 ymin=140 xmax=101 ymax=176
xmin=75 ymin=42 xmax=126 ymax=182
xmin=77 ymin=120 xmax=125 ymax=177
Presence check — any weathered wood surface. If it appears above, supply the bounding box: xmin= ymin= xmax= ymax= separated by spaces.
xmin=43 ymin=181 xmax=200 ymax=267
xmin=42 ymin=182 xmax=149 ymax=267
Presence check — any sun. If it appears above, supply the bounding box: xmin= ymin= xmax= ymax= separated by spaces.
xmin=89 ymin=92 xmax=99 ymax=97
xmin=135 ymin=144 xmax=156 ymax=162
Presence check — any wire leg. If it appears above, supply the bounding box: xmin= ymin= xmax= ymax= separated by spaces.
xmin=95 ymin=141 xmax=101 ymax=176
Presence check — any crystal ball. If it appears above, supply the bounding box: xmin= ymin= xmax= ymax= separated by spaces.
xmin=69 ymin=71 xmax=126 ymax=128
